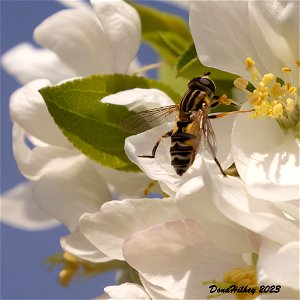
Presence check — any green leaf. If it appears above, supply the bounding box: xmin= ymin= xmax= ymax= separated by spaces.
xmin=132 ymin=2 xmax=192 ymax=63
xmin=39 ymin=74 xmax=181 ymax=172
xmin=176 ymin=43 xmax=238 ymax=97
xmin=159 ymin=63 xmax=187 ymax=96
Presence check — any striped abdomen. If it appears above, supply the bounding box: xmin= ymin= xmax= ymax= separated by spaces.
xmin=170 ymin=128 xmax=196 ymax=176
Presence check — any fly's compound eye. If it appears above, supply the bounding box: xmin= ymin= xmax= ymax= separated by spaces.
xmin=197 ymin=77 xmax=216 ymax=94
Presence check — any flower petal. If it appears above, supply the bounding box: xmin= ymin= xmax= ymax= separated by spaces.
xmin=190 ymin=1 xmax=299 ymax=82
xmin=10 ymin=79 xmax=70 ymax=147
xmin=245 ymin=132 xmax=300 ymax=202
xmin=209 ymin=172 xmax=298 ymax=245
xmin=61 ymin=229 xmax=109 ymax=263
xmin=91 ymin=0 xmax=141 ymax=73
xmin=34 ymin=8 xmax=113 ymax=75
xmin=89 ymin=160 xmax=160 ymax=198
xmin=101 ymin=88 xmax=174 ymax=111
xmin=104 ymin=283 xmax=150 ymax=299
xmin=190 ymin=1 xmax=259 ymax=80
xmin=176 ymin=175 xmax=256 ymax=254
xmin=123 ymin=219 xmax=245 ymax=299
xmin=248 ymin=1 xmax=299 ymax=85
xmin=0 ymin=182 xmax=58 ymax=230
xmin=79 ymin=197 xmax=183 ymax=260
xmin=1 ymin=43 xmax=75 ymax=85
xmin=32 ymin=156 xmax=111 ymax=231
xmin=232 ymin=104 xmax=299 ymax=201
xmin=257 ymin=239 xmax=300 ymax=291
xmin=12 ymin=124 xmax=77 ymax=180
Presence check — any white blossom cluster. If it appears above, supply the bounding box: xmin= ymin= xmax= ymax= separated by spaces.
xmin=1 ymin=0 xmax=299 ymax=299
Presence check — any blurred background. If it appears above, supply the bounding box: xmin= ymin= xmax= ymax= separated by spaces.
xmin=1 ymin=1 xmax=187 ymax=299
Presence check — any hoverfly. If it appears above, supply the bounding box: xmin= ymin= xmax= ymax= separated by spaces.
xmin=122 ymin=73 xmax=249 ymax=176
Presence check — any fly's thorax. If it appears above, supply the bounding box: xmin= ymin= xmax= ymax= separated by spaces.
xmin=179 ymin=88 xmax=211 ymax=114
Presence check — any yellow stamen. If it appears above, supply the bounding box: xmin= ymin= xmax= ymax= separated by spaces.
xmin=219 ymin=94 xmax=232 ymax=105
xmin=288 ymin=86 xmax=297 ymax=94
xmin=245 ymin=57 xmax=255 ymax=71
xmin=296 ymin=60 xmax=300 ymax=67
xmin=270 ymin=82 xmax=285 ymax=98
xmin=223 ymin=265 xmax=258 ymax=300
xmin=272 ymin=103 xmax=283 ymax=118
xmin=233 ymin=78 xmax=248 ymax=90
xmin=282 ymin=67 xmax=291 ymax=73
xmin=262 ymin=73 xmax=275 ymax=85
xmin=286 ymin=98 xmax=295 ymax=111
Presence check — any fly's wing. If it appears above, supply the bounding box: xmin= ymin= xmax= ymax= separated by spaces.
xmin=120 ymin=105 xmax=179 ymax=134
xmin=190 ymin=108 xmax=217 ymax=160
xmin=201 ymin=109 xmax=218 ymax=159
xmin=187 ymin=111 xmax=203 ymax=165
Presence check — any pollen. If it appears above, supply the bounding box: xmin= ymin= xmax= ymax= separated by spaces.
xmin=239 ymin=57 xmax=299 ymax=135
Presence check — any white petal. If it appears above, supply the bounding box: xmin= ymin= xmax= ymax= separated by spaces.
xmin=176 ymin=176 xmax=256 ymax=254
xmin=10 ymin=79 xmax=70 ymax=147
xmin=275 ymin=199 xmax=299 ymax=220
xmin=232 ymin=104 xmax=299 ymax=201
xmin=245 ymin=132 xmax=300 ymax=202
xmin=104 ymin=283 xmax=150 ymax=299
xmin=91 ymin=0 xmax=141 ymax=73
xmin=61 ymin=229 xmax=109 ymax=263
xmin=57 ymin=0 xmax=90 ymax=9
xmin=190 ymin=1 xmax=299 ymax=83
xmin=123 ymin=219 xmax=246 ymax=299
xmin=32 ymin=156 xmax=111 ymax=231
xmin=249 ymin=1 xmax=299 ymax=85
xmin=209 ymin=172 xmax=298 ymax=245
xmin=257 ymin=239 xmax=300 ymax=291
xmin=0 ymin=182 xmax=58 ymax=230
xmin=34 ymin=8 xmax=113 ymax=75
xmin=190 ymin=1 xmax=261 ymax=80
xmin=140 ymin=275 xmax=179 ymax=300
xmin=1 ymin=43 xmax=75 ymax=85
xmin=12 ymin=124 xmax=77 ymax=180
xmin=101 ymin=88 xmax=174 ymax=111
xmin=89 ymin=160 xmax=160 ymax=198
xmin=79 ymin=197 xmax=183 ymax=260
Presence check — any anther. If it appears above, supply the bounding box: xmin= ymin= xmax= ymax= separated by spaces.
xmin=245 ymin=57 xmax=255 ymax=71
xmin=234 ymin=77 xmax=248 ymax=90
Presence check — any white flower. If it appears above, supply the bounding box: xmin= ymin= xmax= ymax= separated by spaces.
xmin=2 ymin=0 xmax=141 ymax=84
xmin=1 ymin=0 xmax=149 ymax=230
xmin=123 ymin=219 xmax=299 ymax=299
xmin=190 ymin=0 xmax=299 ymax=201
xmin=103 ymin=88 xmax=235 ymax=195
xmin=96 ymin=283 xmax=151 ymax=300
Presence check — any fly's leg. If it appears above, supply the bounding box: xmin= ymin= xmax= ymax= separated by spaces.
xmin=138 ymin=130 xmax=173 ymax=158
xmin=208 ymin=109 xmax=254 ymax=119
xmin=214 ymin=157 xmax=227 ymax=177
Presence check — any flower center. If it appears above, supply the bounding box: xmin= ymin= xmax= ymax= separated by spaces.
xmin=203 ymin=264 xmax=258 ymax=299
xmin=234 ymin=57 xmax=300 ymax=138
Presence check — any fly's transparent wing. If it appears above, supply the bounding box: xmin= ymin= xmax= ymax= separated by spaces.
xmin=120 ymin=105 xmax=179 ymax=134
xmin=201 ymin=110 xmax=217 ymax=159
